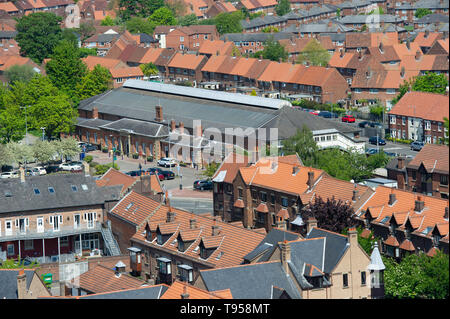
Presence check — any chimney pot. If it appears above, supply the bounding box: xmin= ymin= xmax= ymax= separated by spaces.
xmin=212 ymin=225 xmax=220 ymax=236
xmin=307 ymin=171 xmax=314 ymax=189
xmin=190 ymin=218 xmax=197 ymax=229
xmin=306 ymin=217 xmax=317 ymax=233
xmin=397 ymin=156 xmax=405 ymax=169
xmin=281 ymin=240 xmax=291 ymax=273
xmin=414 ymin=196 xmax=424 ymax=212
xmin=166 ymin=210 xmax=176 ymax=223
xmin=352 ymin=189 xmax=359 ymax=201
xmin=170 ymin=119 xmax=176 ymax=132
xmin=179 ymin=122 xmax=184 ymax=134
xmin=389 ymin=193 xmax=396 ymax=205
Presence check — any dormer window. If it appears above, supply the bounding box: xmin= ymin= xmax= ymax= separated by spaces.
xmin=432 ymin=234 xmax=441 ymax=247
xmin=389 ymin=223 xmax=395 ymax=234
xmin=157 ymin=257 xmax=171 ymax=275
xmin=178 ymin=264 xmax=193 ymax=283
xmin=157 ymin=233 xmax=163 ymax=245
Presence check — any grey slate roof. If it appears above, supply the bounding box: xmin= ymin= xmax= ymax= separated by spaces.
xmin=77 ymin=117 xmax=112 ymax=130
xmin=415 ymin=13 xmax=450 ymax=24
xmin=284 ymin=22 xmax=353 ymax=34
xmin=336 ymin=14 xmax=403 ymax=24
xmin=241 ymin=15 xmax=286 ymax=29
xmin=305 ymin=228 xmax=349 ymax=274
xmin=0 ymin=174 xmax=121 ymax=214
xmin=99 ymin=118 xmax=169 ymax=138
xmin=221 ymin=32 xmax=295 ymax=43
xmin=0 ymin=270 xmax=35 ymax=299
xmin=337 ymin=0 xmax=372 ymax=8
xmin=396 ymin=0 xmax=449 ymax=9
xmin=386 ymin=157 xmax=412 ymax=172
xmin=0 ymin=31 xmax=17 ymax=39
xmin=199 ymin=262 xmax=302 ymax=299
xmin=244 ymin=228 xmax=301 ymax=262
xmin=77 ymin=285 xmax=168 ymax=299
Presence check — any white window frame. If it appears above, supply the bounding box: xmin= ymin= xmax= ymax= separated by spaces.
xmin=390 ymin=115 xmax=396 ymax=124
xmin=24 ymin=240 xmax=34 ymax=250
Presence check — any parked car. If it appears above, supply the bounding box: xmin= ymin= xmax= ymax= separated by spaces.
xmin=410 ymin=141 xmax=425 ymax=151
xmin=126 ymin=170 xmax=144 ymax=177
xmin=46 ymin=165 xmax=62 ymax=174
xmin=25 ymin=168 xmax=37 ymax=176
xmin=384 ymin=151 xmax=397 ymax=157
xmin=341 ymin=115 xmax=356 ymax=123
xmin=365 ymin=148 xmax=379 ymax=155
xmin=368 ymin=136 xmax=386 ymax=145
xmin=318 ymin=111 xmax=338 ymax=118
xmin=59 ymin=162 xmax=83 ymax=171
xmin=1 ymin=171 xmax=19 ymax=179
xmin=358 ymin=121 xmax=372 ymax=128
xmin=80 ymin=143 xmax=98 ymax=152
xmin=193 ymin=179 xmax=213 ymax=191
xmin=369 ymin=122 xmax=384 ymax=129
xmin=147 ymin=168 xmax=175 ymax=180
xmin=34 ymin=166 xmax=47 ymax=175
xmin=309 ymin=110 xmax=320 ymax=115
xmin=157 ymin=157 xmax=177 ymax=167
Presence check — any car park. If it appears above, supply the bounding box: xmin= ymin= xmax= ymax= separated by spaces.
xmin=341 ymin=115 xmax=356 ymax=123
xmin=193 ymin=179 xmax=213 ymax=191
xmin=410 ymin=141 xmax=425 ymax=151
xmin=157 ymin=157 xmax=177 ymax=167
xmin=368 ymin=136 xmax=386 ymax=145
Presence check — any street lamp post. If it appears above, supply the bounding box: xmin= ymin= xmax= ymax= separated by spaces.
xmin=40 ymin=127 xmax=46 ymax=141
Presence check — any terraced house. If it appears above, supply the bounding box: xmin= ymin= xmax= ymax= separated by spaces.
xmin=114 ymin=195 xmax=266 ymax=285
xmin=355 ymin=186 xmax=449 ymax=258
xmin=0 ymin=172 xmax=122 ymax=263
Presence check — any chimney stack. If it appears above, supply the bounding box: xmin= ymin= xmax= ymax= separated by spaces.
xmin=397 ymin=156 xmax=405 ymax=169
xmin=276 ymin=218 xmax=287 ymax=230
xmin=339 ymin=48 xmax=344 ymax=58
xmin=155 ymin=105 xmax=163 ymax=122
xmin=406 ymin=39 xmax=411 ymax=50
xmin=415 ymin=50 xmax=421 ymax=61
xmin=400 ymin=66 xmax=405 ymax=78
xmin=19 ymin=167 xmax=25 ymax=183
xmin=179 ymin=122 xmax=184 ymax=134
xmin=166 ymin=209 xmax=176 ymax=223
xmin=92 ymin=106 xmax=99 ymax=119
xmin=170 ymin=119 xmax=176 ymax=132
xmin=17 ymin=269 xmax=27 ymax=299
xmin=414 ymin=196 xmax=424 ymax=212
xmin=348 ymin=227 xmax=358 ymax=248
xmin=181 ymin=284 xmax=189 ymax=299
xmin=306 ymin=217 xmax=317 ymax=234
xmin=389 ymin=191 xmax=396 ymax=206
xmin=445 ymin=206 xmax=449 ymax=219
xmin=424 ymin=29 xmax=429 ymax=38
xmin=212 ymin=224 xmax=220 ymax=236
xmin=307 ymin=171 xmax=314 ymax=189
xmin=281 ymin=240 xmax=291 ymax=273
xmin=352 ymin=189 xmax=359 ymax=202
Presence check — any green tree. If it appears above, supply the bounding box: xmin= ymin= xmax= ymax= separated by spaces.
xmin=275 ymin=0 xmax=291 ymax=16
xmin=342 ymin=226 xmax=378 ymax=255
xmin=101 ymin=15 xmax=116 ymax=26
xmin=367 ymin=149 xmax=390 ymax=171
xmin=0 ymin=143 xmax=14 ymax=166
xmin=202 ymin=162 xmax=220 ymax=178
xmin=125 ymin=17 xmax=155 ymax=34
xmin=119 ymin=0 xmax=164 ymax=20
xmin=4 ymin=64 xmax=37 ymax=85
xmin=391 ymin=79 xmax=411 ymax=105
xmin=177 ymin=13 xmax=198 ymax=26
xmin=336 ymin=8 xmax=341 ymax=17
xmin=76 ymin=64 xmax=112 ymax=101
xmin=262 ymin=26 xmax=279 ymax=33
xmin=30 ymin=94 xmax=77 ymax=140
xmin=0 ymin=103 xmax=25 ymax=144
xmin=214 ymin=11 xmax=245 ymax=34
xmin=415 ymin=8 xmax=432 ymax=18
xmin=297 ymin=39 xmax=330 ymax=67
xmin=78 ymin=47 xmax=98 ymax=58
xmin=6 ymin=142 xmax=34 ymax=166
xmin=412 ymin=72 xmax=448 ymax=95
xmin=15 ymin=12 xmax=63 ymax=63
xmin=45 ymin=40 xmax=88 ymax=104
xmin=77 ymin=21 xmax=96 ymax=42
xmin=253 ymin=37 xmax=288 ymax=62
xmin=139 ymin=62 xmax=159 ymax=77
xmin=149 ymin=6 xmax=177 ymax=27
xmin=383 ymin=251 xmax=449 ymax=299
xmin=281 ymin=126 xmax=319 ymax=167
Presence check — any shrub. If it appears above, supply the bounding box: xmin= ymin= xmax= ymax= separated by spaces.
xmin=147 ymin=156 xmax=153 ymax=162
xmin=84 ymin=155 xmax=93 ymax=163
xmin=132 ymin=153 xmax=139 ymax=159
xmin=90 ymin=161 xmax=99 ymax=168
xmin=94 ymin=163 xmax=120 ymax=175
xmin=102 ymin=147 xmax=108 ymax=153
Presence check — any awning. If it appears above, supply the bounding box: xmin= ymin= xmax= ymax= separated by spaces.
xmin=256 ymin=203 xmax=269 ymax=213
xmin=127 ymin=247 xmax=141 ymax=253
xmin=178 ymin=264 xmax=193 ymax=270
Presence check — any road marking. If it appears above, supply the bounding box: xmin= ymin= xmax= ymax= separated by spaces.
xmin=383 ymin=147 xmax=403 ymax=151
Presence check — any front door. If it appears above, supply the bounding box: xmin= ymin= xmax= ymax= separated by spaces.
xmin=74 ymin=214 xmax=80 ymax=229
xmin=5 ymin=220 xmax=12 ymax=236
xmin=37 ymin=217 xmax=44 ymax=233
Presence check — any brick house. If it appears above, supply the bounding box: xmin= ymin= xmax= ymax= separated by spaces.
xmin=405 ymin=144 xmax=449 ymax=198
xmin=156 ymin=25 xmax=219 ymax=51
xmin=0 ymin=269 xmax=51 ymax=299
xmin=205 ymin=1 xmax=237 ymax=18
xmin=0 ymin=173 xmax=122 ymax=263
xmin=218 ymin=156 xmax=373 ymax=233
xmin=355 ymin=186 xmax=449 ymax=258
xmin=166 ymin=52 xmax=208 ymax=84
xmin=123 ymin=196 xmax=266 ymax=285
xmin=236 ymin=0 xmax=278 ymax=14
xmin=195 ymin=224 xmax=377 ymax=299
xmin=388 ymin=91 xmax=449 ymax=143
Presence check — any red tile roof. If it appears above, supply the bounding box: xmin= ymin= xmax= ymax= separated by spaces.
xmin=110 ymin=191 xmax=162 ymax=226
xmin=388 ymin=91 xmax=449 ymax=123
xmin=109 ymin=66 xmax=143 ymax=78
xmin=96 ymin=168 xmax=137 ymax=194
xmin=212 ymin=152 xmax=249 ymax=184
xmin=407 ymin=144 xmax=449 ymax=174
xmin=72 ymin=264 xmax=146 ymax=294
xmin=167 ymin=52 xmax=206 ymax=69
xmin=160 ymin=280 xmax=232 ymax=299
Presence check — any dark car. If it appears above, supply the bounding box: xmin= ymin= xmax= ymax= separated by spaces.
xmin=126 ymin=170 xmax=144 ymax=177
xmin=46 ymin=165 xmax=61 ymax=174
xmin=193 ymin=180 xmax=213 ymax=191
xmin=369 ymin=122 xmax=384 ymax=129
xmin=368 ymin=136 xmax=386 ymax=145
xmin=410 ymin=141 xmax=425 ymax=151
xmin=318 ymin=111 xmax=338 ymax=118
xmin=147 ymin=167 xmax=175 ymax=180
xmin=358 ymin=121 xmax=372 ymax=128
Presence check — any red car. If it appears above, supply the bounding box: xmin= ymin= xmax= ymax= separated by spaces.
xmin=341 ymin=115 xmax=356 ymax=123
